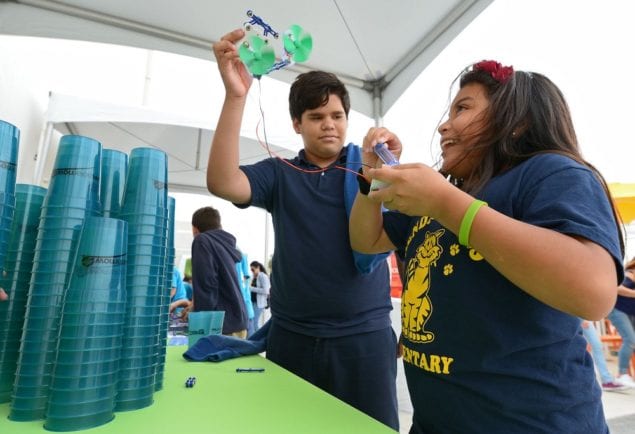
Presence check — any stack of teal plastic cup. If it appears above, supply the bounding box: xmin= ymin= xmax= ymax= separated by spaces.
xmin=100 ymin=149 xmax=128 ymax=218
xmin=0 ymin=184 xmax=46 ymax=403
xmin=10 ymin=135 xmax=102 ymax=422
xmin=42 ymin=135 xmax=102 ymax=215
xmin=0 ymin=120 xmax=20 ymax=274
xmin=155 ymin=195 xmax=176 ymax=391
xmin=116 ymin=147 xmax=168 ymax=412
xmin=44 ymin=216 xmax=127 ymax=432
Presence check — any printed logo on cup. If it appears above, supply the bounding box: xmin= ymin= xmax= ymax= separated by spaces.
xmin=77 ymin=254 xmax=127 ymax=276
xmin=0 ymin=160 xmax=16 ymax=171
xmin=153 ymin=180 xmax=167 ymax=190
xmin=52 ymin=167 xmax=99 ymax=182
xmin=81 ymin=254 xmax=127 ymax=267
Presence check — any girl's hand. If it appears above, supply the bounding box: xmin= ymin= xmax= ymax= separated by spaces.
xmin=212 ymin=29 xmax=253 ymax=98
xmin=367 ymin=163 xmax=453 ymax=217
xmin=362 ymin=127 xmax=403 ymax=172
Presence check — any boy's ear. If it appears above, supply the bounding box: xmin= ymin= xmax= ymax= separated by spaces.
xmin=292 ymin=118 xmax=301 ymax=134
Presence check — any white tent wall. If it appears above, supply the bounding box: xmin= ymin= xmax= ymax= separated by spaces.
xmin=0 ymin=36 xmax=296 ymax=264
xmin=0 ymin=33 xmax=376 ymax=189
xmin=0 ymin=1 xmax=494 ymax=268
xmin=39 ymin=92 xmax=298 ymax=189
xmin=0 ymin=35 xmax=150 ymax=183
xmin=0 ymin=47 xmax=48 ymax=184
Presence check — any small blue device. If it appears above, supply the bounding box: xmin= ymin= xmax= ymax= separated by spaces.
xmin=370 ymin=143 xmax=398 ymax=191
xmin=373 ymin=143 xmax=399 ymax=166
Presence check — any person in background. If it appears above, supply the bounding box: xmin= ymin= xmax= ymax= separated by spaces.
xmin=190 ymin=206 xmax=248 ymax=338
xmin=236 ymin=249 xmax=255 ymax=336
xmin=169 ymin=266 xmax=190 ymax=315
xmin=581 ymin=320 xmax=628 ymax=391
xmin=349 ymin=60 xmax=624 ymax=433
xmin=249 ymin=261 xmax=270 ymax=335
xmin=182 ymin=274 xmax=193 ymax=301
xmin=207 ymin=29 xmax=399 ymax=430
xmin=605 ymin=257 xmax=635 ymax=387
xmin=0 ymin=288 xmax=7 ymax=301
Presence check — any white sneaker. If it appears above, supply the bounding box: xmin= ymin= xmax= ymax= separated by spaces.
xmin=616 ymin=374 xmax=635 ymax=388
xmin=602 ymin=381 xmax=630 ymax=392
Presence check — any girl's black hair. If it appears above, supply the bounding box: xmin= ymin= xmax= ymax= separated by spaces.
xmin=449 ymin=64 xmax=624 ymax=254
xmin=250 ymin=261 xmax=267 ymax=274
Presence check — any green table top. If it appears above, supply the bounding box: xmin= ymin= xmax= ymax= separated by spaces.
xmin=1 ymin=345 xmax=396 ymax=433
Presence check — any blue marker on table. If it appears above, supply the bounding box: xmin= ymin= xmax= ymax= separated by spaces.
xmin=236 ymin=368 xmax=265 ymax=373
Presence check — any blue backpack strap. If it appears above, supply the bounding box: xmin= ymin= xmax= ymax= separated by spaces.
xmin=343 ymin=143 xmax=390 ymax=273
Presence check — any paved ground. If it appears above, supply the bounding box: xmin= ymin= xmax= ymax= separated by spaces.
xmin=608 ymin=413 xmax=635 ymax=433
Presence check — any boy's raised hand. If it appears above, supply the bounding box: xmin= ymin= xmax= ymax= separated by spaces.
xmin=213 ymin=29 xmax=253 ymax=98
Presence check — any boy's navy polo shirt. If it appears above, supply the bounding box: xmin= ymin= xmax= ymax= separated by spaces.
xmin=239 ymin=146 xmax=392 ymax=338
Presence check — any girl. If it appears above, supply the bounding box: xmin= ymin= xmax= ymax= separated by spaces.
xmin=350 ymin=60 xmax=624 ymax=433
xmin=606 ymin=257 xmax=635 ymax=387
xmin=249 ymin=261 xmax=270 ymax=335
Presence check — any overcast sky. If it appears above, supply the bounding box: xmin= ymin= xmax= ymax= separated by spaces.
xmin=385 ymin=0 xmax=635 ymax=185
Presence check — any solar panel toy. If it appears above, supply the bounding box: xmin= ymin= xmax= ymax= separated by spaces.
xmin=238 ymin=10 xmax=313 ymax=77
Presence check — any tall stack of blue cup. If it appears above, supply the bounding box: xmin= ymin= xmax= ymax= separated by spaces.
xmin=0 ymin=184 xmax=46 ymax=403
xmin=45 ymin=217 xmax=127 ymax=432
xmin=0 ymin=120 xmax=20 ymax=273
xmin=155 ymin=195 xmax=175 ymax=391
xmin=101 ymin=149 xmax=128 ymax=218
xmin=10 ymin=135 xmax=101 ymax=421
xmin=116 ymin=147 xmax=168 ymax=411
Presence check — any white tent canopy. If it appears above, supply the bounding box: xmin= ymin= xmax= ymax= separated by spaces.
xmin=0 ymin=0 xmax=492 ymax=121
xmin=39 ymin=92 xmax=298 ymax=192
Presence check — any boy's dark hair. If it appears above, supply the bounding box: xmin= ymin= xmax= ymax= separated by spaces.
xmin=192 ymin=206 xmax=221 ymax=233
xmin=288 ymin=71 xmax=350 ymax=121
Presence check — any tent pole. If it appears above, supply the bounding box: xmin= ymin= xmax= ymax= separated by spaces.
xmin=195 ymin=129 xmax=202 ymax=170
xmin=143 ymin=50 xmax=153 ymax=106
xmin=372 ymin=85 xmax=384 ymax=127
xmin=33 ymin=121 xmax=53 ymax=185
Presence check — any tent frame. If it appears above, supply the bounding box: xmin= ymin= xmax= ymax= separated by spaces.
xmin=6 ymin=0 xmax=493 ymax=122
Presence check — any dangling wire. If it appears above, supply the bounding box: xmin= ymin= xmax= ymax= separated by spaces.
xmin=254 ymin=80 xmax=371 ymax=178
xmin=256 ymin=79 xmax=273 ymax=159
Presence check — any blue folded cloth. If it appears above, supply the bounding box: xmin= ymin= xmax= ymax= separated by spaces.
xmin=183 ymin=320 xmax=270 ymax=362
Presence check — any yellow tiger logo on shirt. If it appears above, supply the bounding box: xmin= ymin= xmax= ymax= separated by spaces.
xmin=402 ymin=227 xmax=444 ymax=343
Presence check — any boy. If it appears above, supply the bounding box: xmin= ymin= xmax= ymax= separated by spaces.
xmin=207 ymin=29 xmax=398 ymax=429
xmin=190 ymin=206 xmax=248 ymax=338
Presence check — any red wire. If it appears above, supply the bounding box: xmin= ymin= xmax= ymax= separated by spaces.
xmin=254 ymin=118 xmax=369 ymax=179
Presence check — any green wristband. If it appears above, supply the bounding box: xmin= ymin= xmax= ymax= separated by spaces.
xmin=458 ymin=200 xmax=487 ymax=247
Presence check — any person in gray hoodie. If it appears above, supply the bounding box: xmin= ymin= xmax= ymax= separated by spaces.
xmin=190 ymin=206 xmax=248 ymax=337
